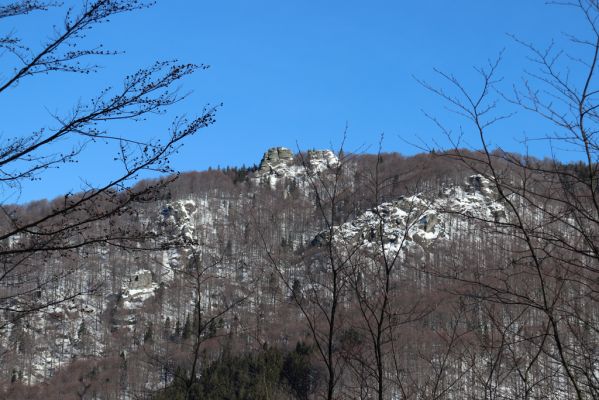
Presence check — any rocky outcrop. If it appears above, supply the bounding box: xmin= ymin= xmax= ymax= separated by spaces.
xmin=161 ymin=199 xmax=198 ymax=244
xmin=306 ymin=149 xmax=339 ymax=172
xmin=128 ymin=270 xmax=153 ymax=291
xmin=320 ymin=174 xmax=508 ymax=257
xmin=251 ymin=147 xmax=339 ymax=187
xmin=255 ymin=147 xmax=294 ymax=177
xmin=121 ymin=269 xmax=157 ymax=310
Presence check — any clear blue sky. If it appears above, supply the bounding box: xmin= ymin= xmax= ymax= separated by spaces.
xmin=1 ymin=0 xmax=589 ymax=202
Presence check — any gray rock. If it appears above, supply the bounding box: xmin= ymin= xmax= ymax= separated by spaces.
xmin=257 ymin=147 xmax=294 ymax=174
xmin=128 ymin=270 xmax=153 ymax=290
xmin=467 ymin=175 xmax=484 ymax=192
xmin=306 ymin=150 xmax=338 ymax=170
xmin=418 ymin=213 xmax=438 ymax=233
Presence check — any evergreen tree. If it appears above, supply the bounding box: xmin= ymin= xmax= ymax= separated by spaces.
xmin=144 ymin=322 xmax=154 ymax=344
xmin=282 ymin=342 xmax=316 ymax=400
xmin=291 ymin=279 xmax=302 ymax=301
xmin=76 ymin=320 xmax=92 ymax=355
xmin=174 ymin=319 xmax=181 ymax=341
xmin=182 ymin=314 xmax=192 ymax=341
xmin=163 ymin=317 xmax=171 ymax=340
xmin=77 ymin=321 xmax=87 ymax=340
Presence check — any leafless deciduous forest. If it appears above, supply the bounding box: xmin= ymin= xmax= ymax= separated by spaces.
xmin=1 ymin=1 xmax=599 ymax=399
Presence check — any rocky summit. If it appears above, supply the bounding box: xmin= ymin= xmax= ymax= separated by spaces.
xmin=255 ymin=147 xmax=294 ymax=177
xmin=251 ymin=147 xmax=339 ymax=188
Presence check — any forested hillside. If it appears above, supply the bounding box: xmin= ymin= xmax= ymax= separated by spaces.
xmin=1 ymin=147 xmax=597 ymax=399
xmin=4 ymin=0 xmax=599 ymax=398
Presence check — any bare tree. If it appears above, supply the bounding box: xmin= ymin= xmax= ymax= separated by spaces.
xmin=167 ymin=249 xmax=247 ymax=400
xmin=0 ymin=0 xmax=216 ymax=333
xmin=343 ymin=144 xmax=433 ymax=400
xmin=256 ymin=144 xmax=362 ymax=400
xmin=418 ymin=1 xmax=599 ymax=398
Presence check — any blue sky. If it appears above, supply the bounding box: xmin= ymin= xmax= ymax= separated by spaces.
xmin=1 ymin=1 xmax=589 ymax=202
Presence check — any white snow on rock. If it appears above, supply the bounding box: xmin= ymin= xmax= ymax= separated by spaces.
xmin=329 ymin=174 xmax=507 ymax=257
xmin=251 ymin=147 xmax=339 ymax=188
xmin=306 ymin=149 xmax=339 ymax=173
xmin=121 ymin=269 xmax=157 ymax=310
xmin=161 ymin=198 xmax=198 ymax=244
